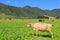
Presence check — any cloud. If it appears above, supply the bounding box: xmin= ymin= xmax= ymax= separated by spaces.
xmin=7 ymin=1 xmax=11 ymax=3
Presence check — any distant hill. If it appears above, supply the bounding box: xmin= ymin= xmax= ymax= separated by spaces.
xmin=0 ymin=3 xmax=60 ymax=19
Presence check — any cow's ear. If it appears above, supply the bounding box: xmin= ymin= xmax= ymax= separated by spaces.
xmin=29 ymin=23 xmax=32 ymax=27
xmin=52 ymin=24 xmax=54 ymax=26
xmin=29 ymin=23 xmax=31 ymax=25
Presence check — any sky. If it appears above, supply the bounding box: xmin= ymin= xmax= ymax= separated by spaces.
xmin=0 ymin=0 xmax=60 ymax=10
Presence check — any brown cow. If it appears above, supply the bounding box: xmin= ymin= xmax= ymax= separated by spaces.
xmin=27 ymin=22 xmax=53 ymax=38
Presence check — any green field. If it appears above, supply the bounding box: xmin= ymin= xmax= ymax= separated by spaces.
xmin=0 ymin=20 xmax=60 ymax=40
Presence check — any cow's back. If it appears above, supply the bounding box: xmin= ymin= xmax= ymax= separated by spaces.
xmin=32 ymin=22 xmax=49 ymax=31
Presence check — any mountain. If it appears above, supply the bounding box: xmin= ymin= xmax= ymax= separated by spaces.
xmin=0 ymin=3 xmax=60 ymax=19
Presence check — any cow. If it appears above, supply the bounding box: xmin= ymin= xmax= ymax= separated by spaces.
xmin=27 ymin=22 xmax=53 ymax=38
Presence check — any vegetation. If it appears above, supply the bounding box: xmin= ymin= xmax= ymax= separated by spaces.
xmin=0 ymin=20 xmax=60 ymax=40
xmin=0 ymin=3 xmax=60 ymax=19
xmin=0 ymin=2 xmax=60 ymax=40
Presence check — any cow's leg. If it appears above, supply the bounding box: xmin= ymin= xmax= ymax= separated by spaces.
xmin=49 ymin=30 xmax=53 ymax=38
xmin=48 ymin=29 xmax=53 ymax=38
xmin=35 ymin=29 xmax=38 ymax=37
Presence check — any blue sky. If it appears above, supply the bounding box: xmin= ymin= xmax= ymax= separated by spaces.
xmin=0 ymin=0 xmax=60 ymax=10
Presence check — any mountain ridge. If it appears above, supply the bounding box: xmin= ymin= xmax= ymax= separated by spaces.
xmin=0 ymin=3 xmax=60 ymax=19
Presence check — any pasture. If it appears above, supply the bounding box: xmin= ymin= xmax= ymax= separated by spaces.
xmin=0 ymin=19 xmax=60 ymax=40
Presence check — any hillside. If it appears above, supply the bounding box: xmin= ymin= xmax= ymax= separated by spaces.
xmin=0 ymin=3 xmax=60 ymax=19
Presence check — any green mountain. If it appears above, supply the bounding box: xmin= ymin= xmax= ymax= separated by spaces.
xmin=0 ymin=3 xmax=60 ymax=19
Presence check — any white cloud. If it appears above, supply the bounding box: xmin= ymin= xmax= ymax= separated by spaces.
xmin=7 ymin=1 xmax=11 ymax=3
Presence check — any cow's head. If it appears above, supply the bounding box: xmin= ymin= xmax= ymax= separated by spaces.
xmin=27 ymin=23 xmax=32 ymax=28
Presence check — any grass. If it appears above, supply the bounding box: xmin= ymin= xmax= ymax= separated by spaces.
xmin=0 ymin=19 xmax=60 ymax=40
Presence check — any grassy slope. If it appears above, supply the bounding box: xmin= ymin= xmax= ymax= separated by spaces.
xmin=0 ymin=20 xmax=60 ymax=40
